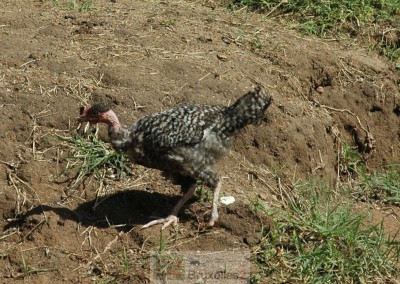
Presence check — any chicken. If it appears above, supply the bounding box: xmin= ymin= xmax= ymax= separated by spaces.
xmin=78 ymin=86 xmax=272 ymax=229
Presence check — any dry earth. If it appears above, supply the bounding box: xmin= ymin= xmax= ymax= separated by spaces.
xmin=1 ymin=0 xmax=400 ymax=283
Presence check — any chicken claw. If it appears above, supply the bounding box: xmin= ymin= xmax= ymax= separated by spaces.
xmin=141 ymin=215 xmax=179 ymax=230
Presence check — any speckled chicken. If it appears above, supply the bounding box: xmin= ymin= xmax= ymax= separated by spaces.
xmin=78 ymin=86 xmax=272 ymax=229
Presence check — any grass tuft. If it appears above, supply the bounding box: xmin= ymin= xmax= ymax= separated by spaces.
xmin=230 ymin=0 xmax=400 ymax=35
xmin=194 ymin=181 xmax=211 ymax=205
xmin=229 ymin=0 xmax=400 ymax=63
xmin=252 ymin=181 xmax=400 ymax=283
xmin=356 ymin=164 xmax=400 ymax=205
xmin=58 ymin=132 xmax=133 ymax=194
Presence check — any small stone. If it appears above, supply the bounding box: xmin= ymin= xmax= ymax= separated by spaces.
xmin=64 ymin=15 xmax=76 ymax=20
xmin=243 ymin=235 xmax=261 ymax=246
xmin=217 ymin=54 xmax=228 ymax=62
xmin=316 ymin=86 xmax=324 ymax=94
xmin=220 ymin=196 xmax=235 ymax=205
xmin=221 ymin=36 xmax=231 ymax=44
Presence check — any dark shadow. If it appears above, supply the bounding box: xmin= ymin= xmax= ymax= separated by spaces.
xmin=4 ymin=189 xmax=194 ymax=232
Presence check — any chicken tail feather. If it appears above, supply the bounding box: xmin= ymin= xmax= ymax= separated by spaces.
xmin=217 ymin=86 xmax=272 ymax=137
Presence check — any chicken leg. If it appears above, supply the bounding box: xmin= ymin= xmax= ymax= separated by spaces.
xmin=207 ymin=180 xmax=221 ymax=227
xmin=141 ymin=180 xmax=221 ymax=229
xmin=141 ymin=183 xmax=197 ymax=230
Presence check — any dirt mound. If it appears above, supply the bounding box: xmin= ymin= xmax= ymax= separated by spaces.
xmin=1 ymin=0 xmax=399 ymax=282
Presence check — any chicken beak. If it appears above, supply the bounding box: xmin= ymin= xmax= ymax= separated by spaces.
xmin=77 ymin=115 xmax=86 ymax=123
xmin=77 ymin=104 xmax=95 ymax=123
xmin=77 ymin=115 xmax=99 ymax=124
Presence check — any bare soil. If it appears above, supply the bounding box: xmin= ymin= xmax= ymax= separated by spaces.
xmin=1 ymin=0 xmax=400 ymax=282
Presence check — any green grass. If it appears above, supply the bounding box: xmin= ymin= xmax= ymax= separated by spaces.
xmin=338 ymin=140 xmax=400 ymax=205
xmin=340 ymin=141 xmax=364 ymax=177
xmin=59 ymin=132 xmax=132 ymax=194
xmin=121 ymin=247 xmax=131 ymax=272
xmin=229 ymin=0 xmax=400 ymax=63
xmin=151 ymin=251 xmax=185 ymax=281
xmin=230 ymin=0 xmax=400 ymax=36
xmin=251 ymin=181 xmax=400 ymax=283
xmin=357 ymin=164 xmax=400 ymax=204
xmin=194 ymin=181 xmax=211 ymax=205
xmin=51 ymin=0 xmax=94 ymax=12
xmin=148 ymin=231 xmax=185 ymax=281
xmin=18 ymin=249 xmax=57 ymax=278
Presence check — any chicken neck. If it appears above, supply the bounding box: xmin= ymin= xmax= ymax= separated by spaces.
xmin=103 ymin=109 xmax=122 ymax=132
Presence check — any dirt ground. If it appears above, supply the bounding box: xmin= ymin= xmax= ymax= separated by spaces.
xmin=1 ymin=0 xmax=400 ymax=282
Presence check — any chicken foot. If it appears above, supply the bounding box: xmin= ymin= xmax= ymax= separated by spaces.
xmin=141 ymin=180 xmax=221 ymax=229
